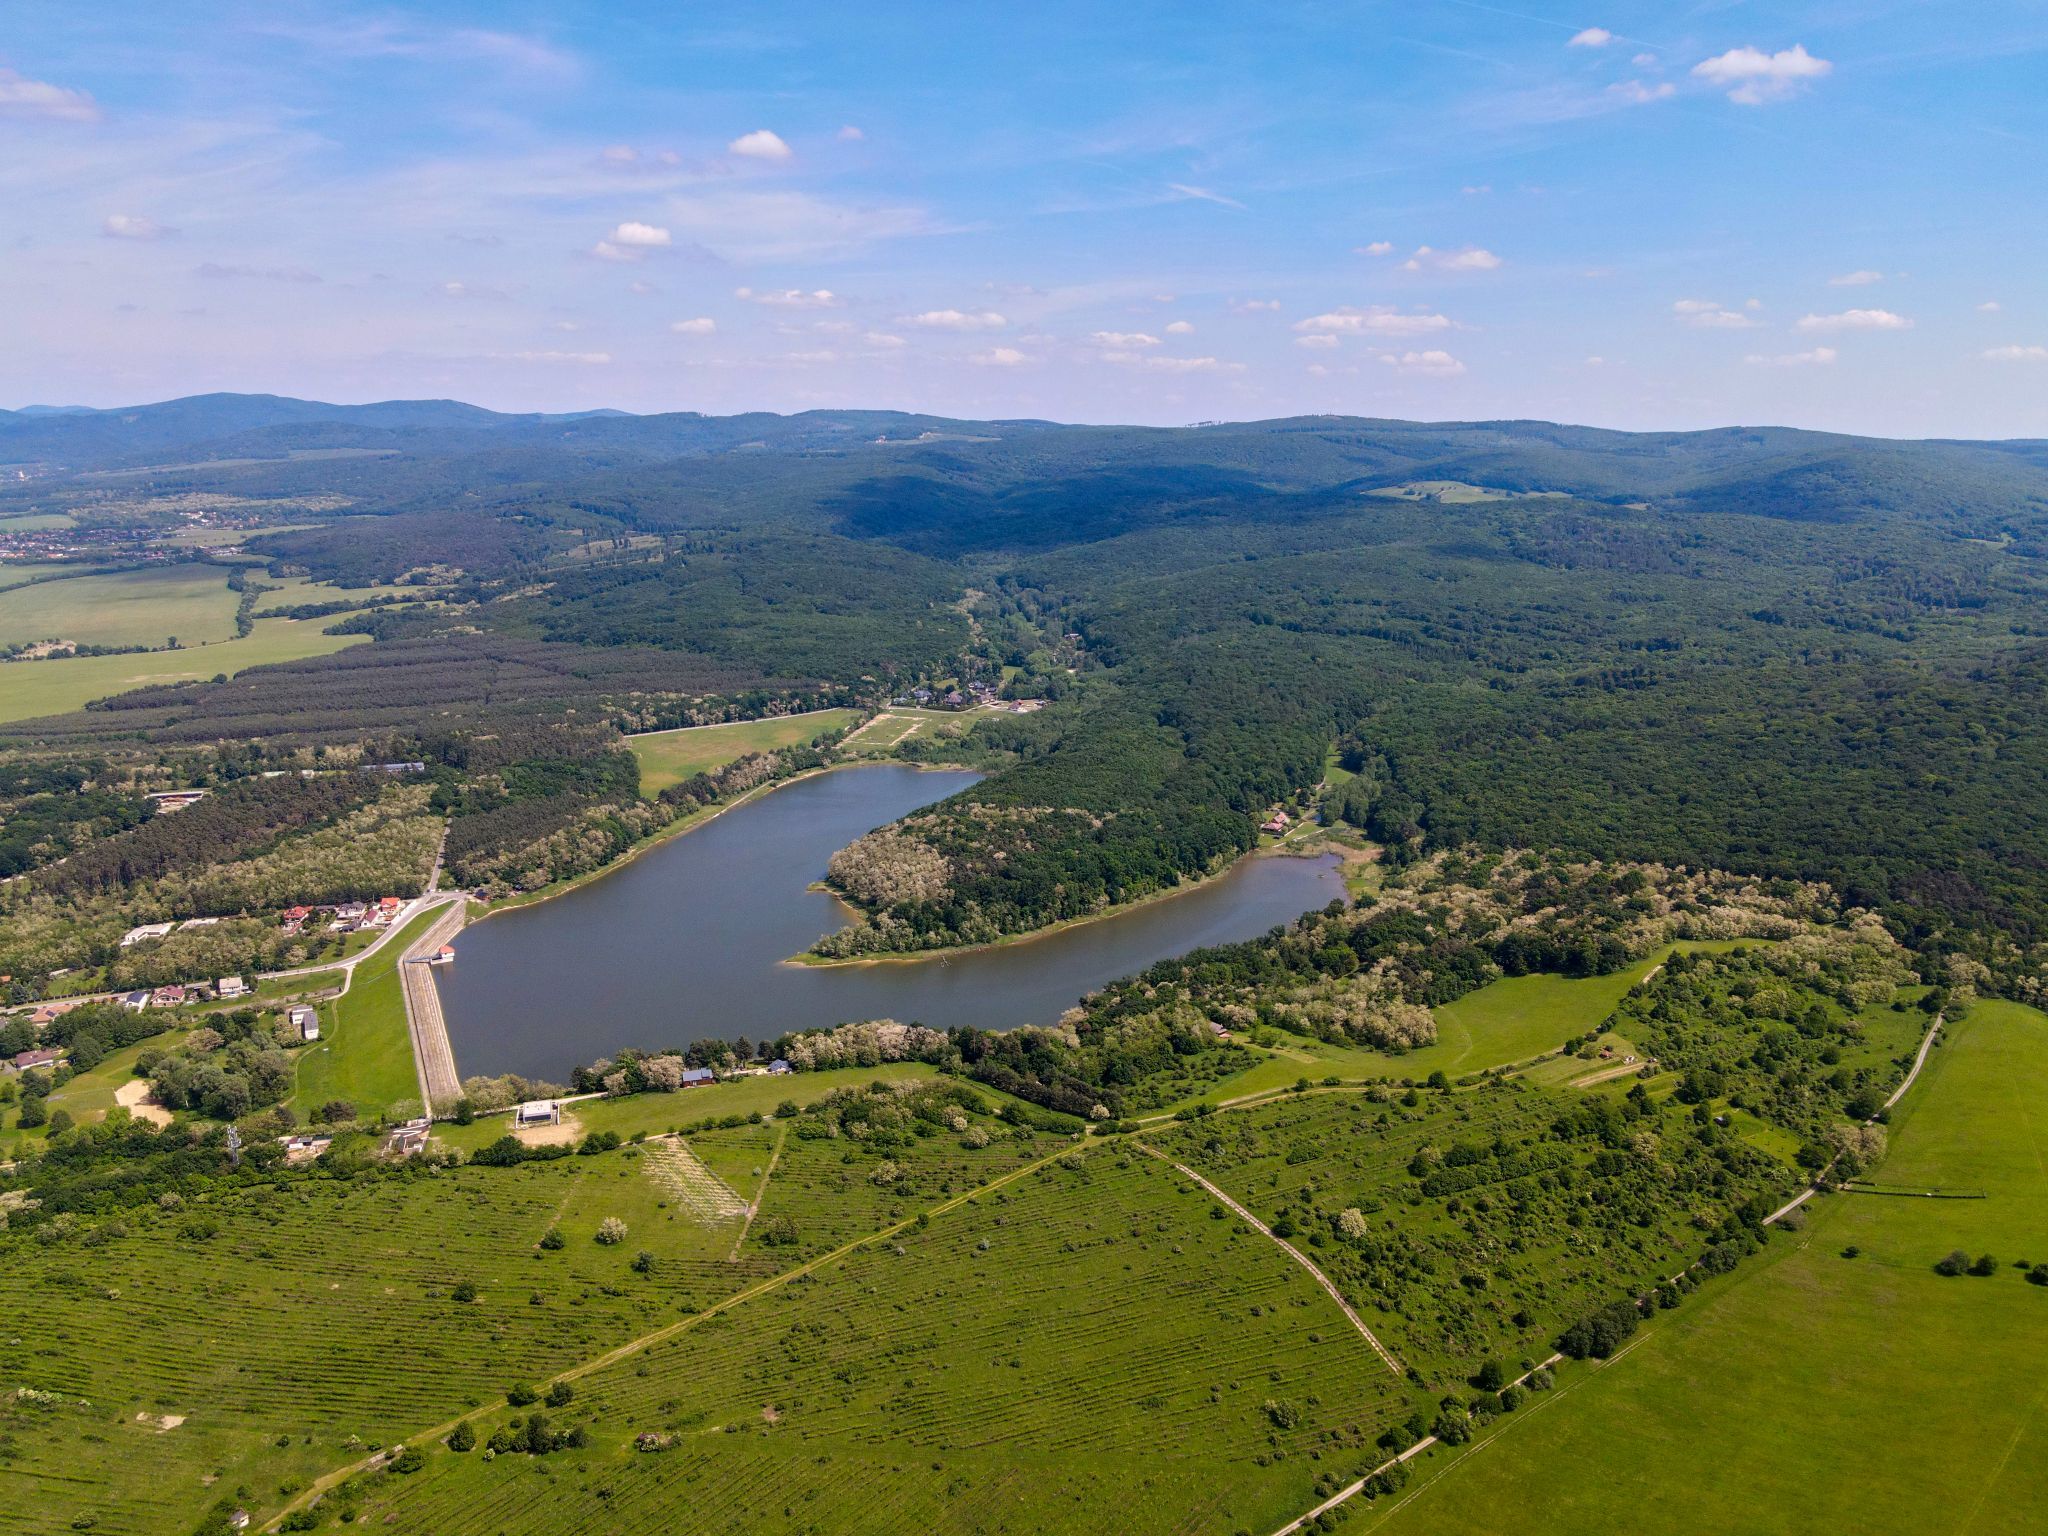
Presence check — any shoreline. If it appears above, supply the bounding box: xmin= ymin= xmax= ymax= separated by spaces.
xmin=787 ymin=839 xmax=1342 ymax=970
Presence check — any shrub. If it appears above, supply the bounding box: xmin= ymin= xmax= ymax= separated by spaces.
xmin=595 ymin=1216 xmax=627 ymax=1245
xmin=506 ymin=1383 xmax=538 ymax=1406
xmin=1969 ymin=1253 xmax=1999 ymax=1277
xmin=1934 ymin=1249 xmax=1971 ymax=1277
xmin=389 ymin=1445 xmax=424 ymax=1474
xmin=448 ymin=1421 xmax=476 ymax=1453
xmin=630 ymin=1250 xmax=655 ymax=1274
xmin=1473 ymin=1360 xmax=1506 ymax=1392
xmin=538 ymin=1228 xmax=565 ymax=1251
xmin=1558 ymin=1298 xmax=1642 ymax=1360
xmin=2028 ymin=1264 xmax=2048 ymax=1288
xmin=450 ymin=1280 xmax=477 ymax=1304
xmin=545 ymin=1381 xmax=574 ymax=1408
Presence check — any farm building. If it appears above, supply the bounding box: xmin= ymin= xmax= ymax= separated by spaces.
xmin=515 ymin=1100 xmax=560 ymax=1127
xmin=767 ymin=1059 xmax=793 ymax=1075
xmin=288 ymin=1005 xmax=319 ymax=1041
xmin=680 ymin=1067 xmax=717 ymax=1087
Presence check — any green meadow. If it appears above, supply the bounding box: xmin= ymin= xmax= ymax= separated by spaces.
xmin=0 ymin=564 xmax=241 ymax=648
xmin=289 ymin=909 xmax=441 ymax=1119
xmin=626 ymin=710 xmax=864 ymax=797
xmin=1359 ymin=999 xmax=2048 ymax=1535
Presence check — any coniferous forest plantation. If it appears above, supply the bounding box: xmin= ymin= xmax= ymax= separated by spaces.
xmin=4 ymin=397 xmax=2047 ymax=1535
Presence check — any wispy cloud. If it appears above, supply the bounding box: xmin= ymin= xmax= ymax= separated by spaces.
xmin=1167 ymin=182 xmax=1245 ymax=210
xmin=1403 ymin=245 xmax=1501 ymax=272
xmin=736 ymin=287 xmax=841 ymax=308
xmin=971 ymin=346 xmax=1030 ymax=366
xmin=102 ymin=213 xmax=173 ymax=241
xmin=1828 ymin=269 xmax=1884 ymax=286
xmin=1673 ymin=298 xmax=1757 ymax=329
xmin=0 ymin=66 xmax=100 ymax=123
xmin=1568 ymin=27 xmax=1614 ymax=48
xmin=1091 ymin=330 xmax=1160 ymax=347
xmin=670 ymin=317 xmax=716 ymax=335
xmin=1983 ymin=344 xmax=2048 ymax=362
xmin=1746 ymin=347 xmax=1837 ymax=367
xmin=1295 ymin=305 xmax=1451 ymax=337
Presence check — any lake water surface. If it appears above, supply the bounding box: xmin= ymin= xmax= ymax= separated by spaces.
xmin=436 ymin=763 xmax=1345 ymax=1080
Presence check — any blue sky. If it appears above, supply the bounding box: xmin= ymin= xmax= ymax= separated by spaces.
xmin=3 ymin=1 xmax=2045 ymax=435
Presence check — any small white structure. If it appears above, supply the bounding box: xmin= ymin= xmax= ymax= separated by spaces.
xmin=515 ymin=1099 xmax=560 ymax=1128
xmin=216 ymin=975 xmax=248 ymax=999
xmin=289 ymin=1005 xmax=319 ymax=1041
xmin=120 ymin=923 xmax=174 ymax=948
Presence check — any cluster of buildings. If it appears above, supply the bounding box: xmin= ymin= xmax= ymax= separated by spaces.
xmin=892 ymin=682 xmax=1045 ymax=714
xmin=281 ymin=894 xmax=406 ymax=937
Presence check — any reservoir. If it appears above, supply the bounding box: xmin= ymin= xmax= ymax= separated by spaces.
xmin=436 ymin=763 xmax=1346 ymax=1081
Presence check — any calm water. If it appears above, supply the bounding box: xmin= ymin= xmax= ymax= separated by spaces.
xmin=436 ymin=763 xmax=1345 ymax=1080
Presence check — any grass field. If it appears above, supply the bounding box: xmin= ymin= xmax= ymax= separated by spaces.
xmin=627 ymin=710 xmax=864 ymax=797
xmin=0 ymin=612 xmax=368 ymax=721
xmin=328 ymin=1149 xmax=1426 ymax=1535
xmin=0 ymin=564 xmax=242 ymax=649
xmin=289 ymin=909 xmax=440 ymax=1119
xmin=1357 ymin=999 xmax=2048 ymax=1535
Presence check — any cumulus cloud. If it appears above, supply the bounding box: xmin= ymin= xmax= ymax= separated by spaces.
xmin=1379 ymin=349 xmax=1466 ymax=375
xmin=971 ymin=347 xmax=1030 ymax=366
xmin=1569 ymin=27 xmax=1614 ymax=47
xmin=1295 ymin=334 xmax=1340 ymax=350
xmin=736 ymin=287 xmax=841 ymax=308
xmin=0 ymin=67 xmax=101 ymax=122
xmin=102 ymin=213 xmax=173 ymax=241
xmin=669 ymin=317 xmax=716 ymax=335
xmin=1796 ymin=308 xmax=1910 ymax=332
xmin=1165 ymin=319 xmax=1196 ymax=335
xmin=1295 ymin=305 xmax=1451 ymax=337
xmin=1692 ymin=44 xmax=1832 ymax=106
xmin=591 ymin=221 xmax=671 ymax=261
xmin=1403 ymin=245 xmax=1502 ymax=272
xmin=1828 ymin=269 xmax=1884 ymax=286
xmin=1983 ymin=344 xmax=2048 ymax=362
xmin=729 ymin=128 xmax=793 ymax=161
xmin=1231 ymin=298 xmax=1281 ymax=313
xmin=863 ymin=331 xmax=905 ymax=348
xmin=1092 ymin=330 xmax=1160 ymax=347
xmin=1673 ymin=298 xmax=1757 ymax=329
xmin=1357 ymin=240 xmax=1395 ymax=256
xmin=1746 ymin=346 xmax=1838 ymax=367
xmin=905 ymin=309 xmax=1006 ymax=330
xmin=837 ymin=124 xmax=865 ymax=141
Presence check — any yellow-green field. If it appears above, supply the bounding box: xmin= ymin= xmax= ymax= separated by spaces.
xmin=0 ymin=564 xmax=241 ymax=649
xmin=627 ymin=709 xmax=863 ymax=796
xmin=1359 ymin=1000 xmax=2048 ymax=1535
xmin=0 ymin=613 xmax=368 ymax=721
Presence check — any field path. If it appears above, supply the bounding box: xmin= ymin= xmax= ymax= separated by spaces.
xmin=1135 ymin=1142 xmax=1406 ymax=1377
xmin=727 ymin=1122 xmax=789 ymax=1261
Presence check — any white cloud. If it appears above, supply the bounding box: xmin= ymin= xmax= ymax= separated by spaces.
xmin=837 ymin=125 xmax=865 ymax=141
xmin=1357 ymin=240 xmax=1395 ymax=257
xmin=1295 ymin=334 xmax=1340 ymax=350
xmin=1585 ymin=356 xmax=1605 ymax=366
xmin=971 ymin=347 xmax=1030 ymax=367
xmin=1379 ymin=349 xmax=1466 ymax=375
xmin=196 ymin=262 xmax=320 ymax=283
xmin=1610 ymin=80 xmax=1675 ymax=104
xmin=1231 ymin=298 xmax=1281 ymax=313
xmin=1983 ymin=345 xmax=2048 ymax=362
xmin=905 ymin=308 xmax=1006 ymax=330
xmin=1632 ymin=51 xmax=1658 ymax=67
xmin=1403 ymin=245 xmax=1502 ymax=272
xmin=1796 ymin=308 xmax=1911 ymax=332
xmin=0 ymin=67 xmax=101 ymax=122
xmin=669 ymin=317 xmax=716 ymax=335
xmin=1692 ymin=44 xmax=1832 ymax=106
xmin=1569 ymin=27 xmax=1614 ymax=48
xmin=1672 ymin=299 xmax=1757 ymax=329
xmin=590 ymin=220 xmax=671 ymax=261
xmin=1167 ymin=182 xmax=1246 ymax=210
xmin=1295 ymin=305 xmax=1451 ymax=337
xmin=1092 ymin=330 xmax=1161 ymax=347
xmin=736 ymin=287 xmax=841 ymax=308
xmin=103 ymin=213 xmax=173 ymax=241
xmin=1111 ymin=354 xmax=1242 ymax=374
xmin=863 ymin=331 xmax=905 ymax=348
xmin=729 ymin=129 xmax=793 ymax=161
xmin=1828 ymin=269 xmax=1884 ymax=286
xmin=1165 ymin=319 xmax=1196 ymax=335
xmin=1746 ymin=346 xmax=1838 ymax=367
xmin=507 ymin=350 xmax=611 ymax=365
xmin=785 ymin=349 xmax=838 ymax=364
xmin=1977 ymin=301 xmax=2002 ymax=313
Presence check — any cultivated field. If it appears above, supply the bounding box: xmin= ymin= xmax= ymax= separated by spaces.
xmin=0 ymin=565 xmax=240 ymax=649
xmin=627 ymin=709 xmax=864 ymax=796
xmin=1358 ymin=999 xmax=2048 ymax=1534
xmin=0 ymin=614 xmax=368 ymax=722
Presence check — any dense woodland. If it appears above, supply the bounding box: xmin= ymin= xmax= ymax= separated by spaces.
xmin=5 ymin=397 xmax=2048 ymax=1010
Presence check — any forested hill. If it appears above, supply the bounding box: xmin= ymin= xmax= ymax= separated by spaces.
xmin=7 ymin=397 xmax=2048 ymax=993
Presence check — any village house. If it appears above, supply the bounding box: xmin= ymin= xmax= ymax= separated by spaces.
xmin=288 ymin=1005 xmax=319 ymax=1041
xmin=11 ymin=1048 xmax=60 ymax=1073
xmin=679 ymin=1067 xmax=717 ymax=1088
xmin=767 ymin=1058 xmax=793 ymax=1075
xmin=150 ymin=984 xmax=188 ymax=1008
xmin=216 ymin=976 xmax=248 ymax=999
xmin=120 ymin=990 xmax=151 ymax=1012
